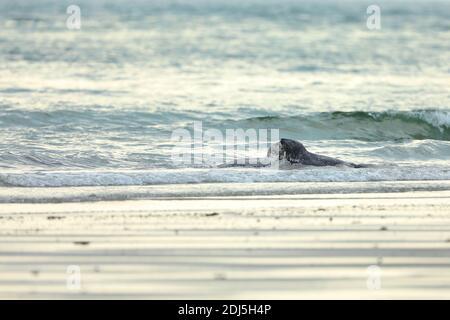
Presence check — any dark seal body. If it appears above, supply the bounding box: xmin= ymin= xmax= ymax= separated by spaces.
xmin=268 ymin=138 xmax=366 ymax=168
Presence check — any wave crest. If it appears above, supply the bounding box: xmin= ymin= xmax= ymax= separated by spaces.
xmin=233 ymin=110 xmax=450 ymax=141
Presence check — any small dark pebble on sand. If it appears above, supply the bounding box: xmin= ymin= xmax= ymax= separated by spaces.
xmin=47 ymin=216 xmax=65 ymax=220
xmin=214 ymin=273 xmax=227 ymax=281
xmin=205 ymin=212 xmax=219 ymax=217
xmin=31 ymin=270 xmax=40 ymax=276
xmin=73 ymin=241 xmax=90 ymax=246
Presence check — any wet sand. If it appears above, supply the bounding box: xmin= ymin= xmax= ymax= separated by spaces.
xmin=1 ymin=189 xmax=450 ymax=299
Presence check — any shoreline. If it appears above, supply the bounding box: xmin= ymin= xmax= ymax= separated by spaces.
xmin=1 ymin=180 xmax=450 ymax=203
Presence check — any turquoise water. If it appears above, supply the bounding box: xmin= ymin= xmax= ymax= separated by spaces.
xmin=0 ymin=0 xmax=449 ymax=187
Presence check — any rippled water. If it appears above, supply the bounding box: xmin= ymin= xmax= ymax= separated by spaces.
xmin=0 ymin=0 xmax=449 ymax=188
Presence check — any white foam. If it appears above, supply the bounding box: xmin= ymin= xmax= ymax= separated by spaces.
xmin=1 ymin=165 xmax=450 ymax=188
xmin=2 ymin=180 xmax=450 ymax=203
xmin=410 ymin=110 xmax=450 ymax=131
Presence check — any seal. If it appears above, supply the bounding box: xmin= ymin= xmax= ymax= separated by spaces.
xmin=268 ymin=138 xmax=366 ymax=168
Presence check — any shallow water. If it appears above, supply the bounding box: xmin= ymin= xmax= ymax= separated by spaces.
xmin=0 ymin=0 xmax=449 ymax=189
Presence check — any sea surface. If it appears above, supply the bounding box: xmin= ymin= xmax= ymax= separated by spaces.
xmin=0 ymin=0 xmax=449 ymax=193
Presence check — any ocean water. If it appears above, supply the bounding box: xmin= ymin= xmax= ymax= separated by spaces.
xmin=0 ymin=0 xmax=449 ymax=190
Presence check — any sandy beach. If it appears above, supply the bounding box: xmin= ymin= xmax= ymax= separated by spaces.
xmin=1 ymin=182 xmax=450 ymax=299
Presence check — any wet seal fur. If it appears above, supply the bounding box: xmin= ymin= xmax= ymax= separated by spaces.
xmin=268 ymin=138 xmax=367 ymax=168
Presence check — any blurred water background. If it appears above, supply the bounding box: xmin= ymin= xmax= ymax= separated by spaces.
xmin=0 ymin=0 xmax=449 ymax=188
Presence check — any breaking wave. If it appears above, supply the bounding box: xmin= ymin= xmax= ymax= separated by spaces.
xmin=230 ymin=110 xmax=450 ymax=141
